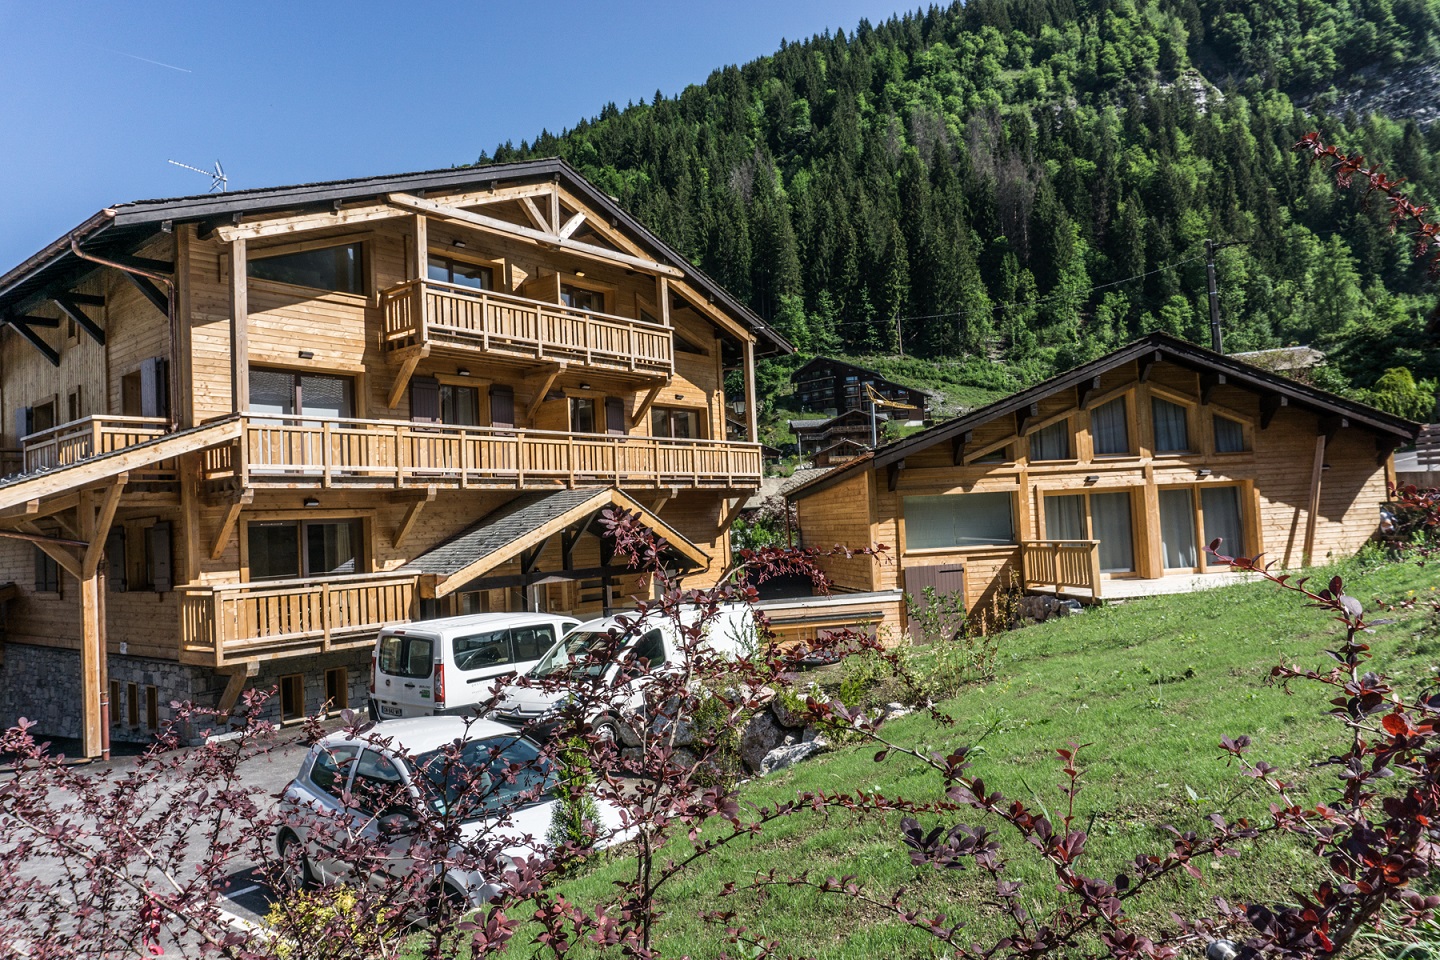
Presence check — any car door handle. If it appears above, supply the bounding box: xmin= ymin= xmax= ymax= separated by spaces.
xmin=403 ymin=682 xmax=416 ymax=689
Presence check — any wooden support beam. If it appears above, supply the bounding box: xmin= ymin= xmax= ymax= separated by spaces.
xmin=1303 ymin=434 xmax=1326 ymax=566
xmin=1200 ymin=372 xmax=1225 ymax=405
xmin=743 ymin=339 xmax=759 ymax=443
xmin=1259 ymin=393 xmax=1287 ymax=430
xmin=549 ymin=187 xmax=561 ymax=238
xmin=64 ymin=293 xmax=105 ymax=306
xmin=111 ymin=254 xmax=173 ymax=275
xmin=392 ymin=486 xmax=435 ymax=549
xmin=0 ymin=494 xmax=74 ymax=525
xmin=1076 ymin=376 xmax=1101 ymax=408
xmin=387 ymin=193 xmax=685 ymax=278
xmin=410 ymin=213 xmax=428 ymax=279
xmin=121 ymin=271 xmax=170 ymax=318
xmin=215 ymin=663 xmax=259 ymax=717
xmin=951 ymin=430 xmax=971 ymax=466
xmin=722 ymin=496 xmax=748 ymax=530
xmin=228 ymin=239 xmax=248 ymax=412
xmin=1015 ymin=402 xmax=1040 ymax=435
xmin=963 ymin=433 xmax=1016 ymax=464
xmin=81 ymin=475 xmax=127 ymax=579
xmin=633 ymin=383 xmax=664 ymax=425
xmin=1377 ymin=435 xmax=1402 ymax=467
xmin=520 ymin=196 xmax=551 ymax=232
xmin=1138 ymin=350 xmax=1161 ymax=383
xmin=887 ymin=459 xmax=906 ymax=492
xmin=1320 ymin=415 xmax=1348 ymax=445
xmin=525 ymin=363 xmax=566 ymax=422
xmin=558 ymin=211 xmax=587 ymax=240
xmin=561 ymin=509 xmax=603 ymax=571
xmin=13 ymin=314 xmax=60 ymax=328
xmin=520 ymin=533 xmax=554 ymax=575
xmin=210 ymin=491 xmax=252 ymax=561
xmin=52 ymin=295 xmax=105 ymax=345
xmin=387 ymin=346 xmax=430 ymax=409
xmin=8 ymin=319 xmax=60 ymax=366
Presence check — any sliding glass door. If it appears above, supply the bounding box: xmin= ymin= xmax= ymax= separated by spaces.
xmin=1159 ymin=489 xmax=1198 ymax=569
xmin=1041 ymin=491 xmax=1135 ymax=574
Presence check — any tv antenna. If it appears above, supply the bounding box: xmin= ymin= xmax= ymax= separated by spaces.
xmin=167 ymin=159 xmax=227 ymax=192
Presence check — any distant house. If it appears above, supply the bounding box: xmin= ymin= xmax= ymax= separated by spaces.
xmin=787 ymin=333 xmax=1418 ymax=635
xmin=812 ymin=437 xmax=869 ymax=466
xmin=791 ymin=357 xmax=929 ymax=417
xmin=788 ymin=409 xmax=874 ymax=458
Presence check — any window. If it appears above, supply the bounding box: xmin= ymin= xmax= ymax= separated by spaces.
xmin=1043 ymin=494 xmax=1087 ymax=540
xmin=67 ymin=388 xmax=82 ymax=423
xmin=31 ymin=400 xmax=55 ymax=435
xmin=1201 ymin=486 xmax=1246 ymax=558
xmin=904 ymin=492 xmax=1015 ymax=549
xmin=626 ymin=630 xmax=668 ymax=672
xmin=1029 ymin=420 xmax=1071 ymax=461
xmin=510 ymin=624 xmax=556 ymax=661
xmin=1152 ymin=398 xmax=1191 ymax=453
xmin=1214 ymin=414 xmax=1247 ymax=453
xmin=247 ymin=519 xmax=362 ymax=581
xmin=1159 ymin=489 xmax=1198 ymax=569
xmin=145 ymin=686 xmax=159 ymax=731
xmin=118 ymin=358 xmax=172 ymax=420
xmin=307 ymin=745 xmax=359 ymax=800
xmin=410 ymin=378 xmax=479 ymax=426
xmin=428 ymin=254 xmax=492 ymax=291
xmin=109 ymin=681 xmax=122 ymax=728
xmin=139 ymin=521 xmax=173 ymax=593
xmin=249 ymin=242 xmax=364 ymax=294
xmin=250 ymin=369 xmax=354 ymax=419
xmin=127 ymin=682 xmax=139 ymax=727
xmin=279 ymin=674 xmax=306 ymax=721
xmin=651 ymin=407 xmax=700 ymax=439
xmin=560 ymin=284 xmax=605 ymax=312
xmin=1091 ymin=397 xmax=1130 ymax=456
xmin=489 ymin=385 xmax=515 ymax=429
xmin=34 ymin=547 xmax=60 ymax=594
xmin=350 ymin=749 xmax=408 ymax=816
xmin=378 ymin=634 xmax=435 ymax=679
xmin=1044 ymin=491 xmax=1135 ymax=573
xmin=325 ymin=668 xmax=348 ymax=712
xmin=570 ymin=397 xmax=597 ymax=433
xmin=106 ymin=529 xmax=126 ymax=592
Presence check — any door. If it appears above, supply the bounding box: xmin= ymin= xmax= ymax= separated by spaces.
xmin=1201 ymin=486 xmax=1245 ymax=562
xmin=1159 ymin=489 xmax=1198 ymax=570
xmin=1089 ymin=492 xmax=1135 ymax=573
xmin=605 ymin=397 xmax=625 ymax=435
xmin=302 ymin=744 xmax=359 ymax=882
xmin=374 ymin=632 xmax=438 ymax=718
xmin=347 ymin=749 xmax=419 ymax=889
xmin=904 ymin=563 xmax=966 ymax=615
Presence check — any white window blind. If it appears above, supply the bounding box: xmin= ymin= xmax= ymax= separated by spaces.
xmin=1091 ymin=398 xmax=1130 ymax=455
xmin=1152 ymin=398 xmax=1190 ymax=452
xmin=904 ymin=493 xmax=1014 ymax=549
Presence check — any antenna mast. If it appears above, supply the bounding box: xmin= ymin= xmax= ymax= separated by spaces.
xmin=167 ymin=159 xmax=228 ymax=192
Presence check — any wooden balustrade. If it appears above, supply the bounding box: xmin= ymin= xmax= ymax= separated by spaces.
xmin=224 ymin=414 xmax=762 ymax=489
xmin=381 ymin=279 xmax=674 ymax=375
xmin=179 ymin=572 xmax=420 ymax=666
xmin=1020 ymin=539 xmax=1103 ymax=601
xmin=22 ymin=416 xmax=172 ymax=476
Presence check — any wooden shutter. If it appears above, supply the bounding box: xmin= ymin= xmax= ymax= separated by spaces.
xmin=14 ymin=407 xmax=31 ymax=442
xmin=410 ymin=376 xmax=441 ymax=423
xmin=140 ymin=357 xmax=169 ymax=419
xmin=490 ymin=386 xmax=514 ymax=429
xmin=147 ymin=521 xmax=173 ymax=593
xmin=106 ymin=528 xmax=127 ymax=592
xmin=605 ymin=397 xmax=625 ymax=435
xmin=904 ymin=563 xmax=966 ymax=614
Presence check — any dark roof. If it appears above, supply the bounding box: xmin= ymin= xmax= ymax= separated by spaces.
xmin=787 ymin=333 xmax=1421 ymax=501
xmin=790 ymin=356 xmax=932 ymax=395
xmin=409 ymin=488 xmax=608 ymax=578
xmin=788 ymin=408 xmax=872 ymax=432
xmin=0 ymin=157 xmax=790 ymax=355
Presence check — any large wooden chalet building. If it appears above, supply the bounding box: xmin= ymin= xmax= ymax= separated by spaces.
xmin=0 ymin=159 xmax=787 ymax=757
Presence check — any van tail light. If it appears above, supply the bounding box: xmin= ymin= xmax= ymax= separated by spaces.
xmin=434 ymin=663 xmax=445 ymax=709
xmin=369 ymin=655 xmax=377 ymax=694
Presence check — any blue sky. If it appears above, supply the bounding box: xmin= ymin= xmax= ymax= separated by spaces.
xmin=0 ymin=1 xmax=911 ymax=271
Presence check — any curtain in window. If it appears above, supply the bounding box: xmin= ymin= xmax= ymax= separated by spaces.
xmin=1090 ymin=492 xmax=1134 ymax=572
xmin=307 ymin=521 xmax=358 ymax=575
xmin=1213 ymin=415 xmax=1246 ymax=453
xmin=1159 ymin=489 xmax=1198 ymax=569
xmin=904 ymin=493 xmax=1014 ymax=549
xmin=1152 ymin=398 xmax=1190 ymax=452
xmin=1091 ymin=398 xmax=1129 ymax=455
xmin=1044 ymin=494 xmax=1087 ymax=540
xmin=1030 ymin=420 xmax=1071 ymax=460
xmin=1201 ymin=487 xmax=1245 ymax=558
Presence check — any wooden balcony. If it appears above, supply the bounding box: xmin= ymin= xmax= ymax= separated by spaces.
xmin=179 ymin=571 xmax=420 ymax=667
xmin=1020 ymin=539 xmax=1102 ymax=601
xmin=22 ymin=416 xmax=173 ymax=481
xmin=382 ymin=279 xmax=674 ymax=376
xmin=204 ymin=415 xmax=763 ymax=491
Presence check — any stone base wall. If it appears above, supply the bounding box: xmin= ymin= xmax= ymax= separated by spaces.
xmin=0 ymin=642 xmax=372 ymax=744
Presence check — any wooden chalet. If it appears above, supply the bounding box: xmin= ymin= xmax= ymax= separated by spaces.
xmin=787 ymin=334 xmax=1418 ymax=633
xmin=0 ymin=159 xmax=788 ymax=757
xmin=788 ymin=409 xmax=874 ymax=458
xmin=791 ymin=356 xmax=929 ymax=417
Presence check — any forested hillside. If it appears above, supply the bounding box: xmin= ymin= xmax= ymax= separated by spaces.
xmin=478 ymin=0 xmax=1440 ymax=419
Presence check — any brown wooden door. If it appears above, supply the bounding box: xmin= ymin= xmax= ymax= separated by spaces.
xmin=489 ymin=386 xmax=515 ymax=429
xmin=605 ymin=397 xmax=625 ymax=435
xmin=904 ymin=563 xmax=966 ymax=614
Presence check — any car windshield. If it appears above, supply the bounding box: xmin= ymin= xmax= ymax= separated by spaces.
xmin=529 ymin=629 xmax=624 ymax=680
xmin=411 ymin=736 xmax=556 ymax=818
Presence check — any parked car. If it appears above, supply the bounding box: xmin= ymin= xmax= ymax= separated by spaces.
xmin=275 ymin=715 xmax=623 ymax=907
xmin=488 ymin=604 xmax=758 ymax=741
xmin=370 ymin=612 xmax=580 ymax=720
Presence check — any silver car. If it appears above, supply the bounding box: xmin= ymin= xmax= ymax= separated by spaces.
xmin=275 ymin=716 xmax=616 ymax=907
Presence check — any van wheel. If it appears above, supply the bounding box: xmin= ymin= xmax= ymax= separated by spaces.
xmin=276 ymin=831 xmax=317 ymax=893
xmin=592 ymin=717 xmax=620 ymax=746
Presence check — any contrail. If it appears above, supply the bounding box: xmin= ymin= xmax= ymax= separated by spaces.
xmin=110 ymin=49 xmax=192 ymax=73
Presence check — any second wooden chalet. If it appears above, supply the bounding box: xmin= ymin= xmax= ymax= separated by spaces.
xmin=0 ymin=159 xmax=788 ymax=757
xmin=788 ymin=334 xmax=1418 ymax=630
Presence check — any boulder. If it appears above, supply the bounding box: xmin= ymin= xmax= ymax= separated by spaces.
xmin=739 ymin=710 xmax=792 ymax=773
xmin=759 ymin=740 xmax=826 ymax=776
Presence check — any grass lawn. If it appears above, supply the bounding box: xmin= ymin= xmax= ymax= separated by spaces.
xmin=432 ymin=555 xmax=1440 ymax=958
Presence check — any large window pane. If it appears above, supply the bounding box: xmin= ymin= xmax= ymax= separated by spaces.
xmin=249 ymin=242 xmax=363 ymax=294
xmin=248 ymin=522 xmax=300 ymax=580
xmin=1152 ymin=398 xmax=1190 ymax=453
xmin=440 ymin=385 xmax=479 ymax=426
xmin=250 ymin=369 xmax=296 ymax=417
xmin=428 ymin=255 xmax=492 ymax=291
xmin=299 ymin=374 xmax=352 ymax=419
xmin=1159 ymin=489 xmax=1198 ymax=569
xmin=904 ymin=493 xmax=1014 ymax=549
xmin=570 ymin=398 xmax=596 ymax=433
xmin=1090 ymin=492 xmax=1134 ymax=572
xmin=1214 ymin=415 xmax=1247 ymax=453
xmin=561 ymin=285 xmax=605 ymax=312
xmin=306 ymin=520 xmax=359 ymax=575
xmin=1201 ymin=486 xmax=1245 ymax=559
xmin=1030 ymin=420 xmax=1071 ymax=460
xmin=1044 ymin=494 xmax=1087 ymax=540
xmin=1091 ymin=398 xmax=1130 ymax=455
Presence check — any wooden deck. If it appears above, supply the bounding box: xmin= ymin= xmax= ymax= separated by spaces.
xmin=179 ymin=571 xmax=420 ymax=667
xmin=1021 ymin=539 xmax=1259 ymax=603
xmin=382 ymin=279 xmax=674 ymax=376
xmin=201 ymin=415 xmax=763 ymax=491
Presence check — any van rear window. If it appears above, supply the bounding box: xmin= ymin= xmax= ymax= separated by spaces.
xmin=378 ymin=635 xmax=434 ymax=679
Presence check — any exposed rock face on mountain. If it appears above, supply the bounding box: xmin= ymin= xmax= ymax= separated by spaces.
xmin=1312 ymin=61 xmax=1440 ymax=127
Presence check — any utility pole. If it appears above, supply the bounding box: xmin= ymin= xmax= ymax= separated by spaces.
xmin=896 ymin=314 xmax=904 ymax=358
xmin=1205 ymin=238 xmax=1223 ymax=354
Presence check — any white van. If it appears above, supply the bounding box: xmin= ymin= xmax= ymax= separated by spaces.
xmin=488 ymin=604 xmax=757 ymax=740
xmin=369 ymin=612 xmax=580 ymax=720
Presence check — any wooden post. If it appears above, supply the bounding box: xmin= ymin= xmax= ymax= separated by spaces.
xmin=1303 ymin=433 xmax=1326 ymax=567
xmin=742 ymin=338 xmax=758 ymax=443
xmin=229 ymin=239 xmax=249 ymax=413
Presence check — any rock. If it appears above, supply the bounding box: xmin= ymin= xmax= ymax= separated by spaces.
xmin=617 ymin=719 xmax=641 ymax=747
xmin=771 ymin=695 xmax=807 ymax=729
xmin=883 ymin=702 xmax=913 ymax=719
xmin=760 ymin=740 xmax=826 ymax=775
xmin=739 ymin=711 xmax=791 ymax=773
xmin=1018 ymin=595 xmax=1078 ymax=623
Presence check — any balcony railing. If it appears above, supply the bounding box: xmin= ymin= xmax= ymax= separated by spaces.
xmin=179 ymin=571 xmax=420 ymax=667
xmin=205 ymin=414 xmax=762 ymax=490
xmin=1020 ymin=539 xmax=1103 ymax=600
xmin=22 ymin=416 xmax=172 ymax=477
xmin=382 ymin=279 xmax=674 ymax=375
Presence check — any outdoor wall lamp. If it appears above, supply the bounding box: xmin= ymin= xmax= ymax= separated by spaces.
xmin=452 ymin=239 xmax=466 ymax=248
xmin=298 ymin=350 xmax=315 ymax=360
xmin=456 ymin=368 xmax=471 ymax=377
xmin=303 ymin=497 xmax=320 ymax=508
xmin=1197 ymin=468 xmax=1212 ymax=477
xmin=1084 ymin=475 xmax=1099 ymax=485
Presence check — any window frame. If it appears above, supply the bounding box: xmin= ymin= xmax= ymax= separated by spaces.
xmin=247 ymin=239 xmax=367 ymax=296
xmin=902 ymin=491 xmax=1018 ymax=553
xmin=1088 ymin=394 xmax=1135 ymax=458
xmin=249 ymin=367 xmax=356 ymax=420
xmin=242 ymin=516 xmax=367 ymax=582
xmin=426 ymin=251 xmax=496 ymax=292
xmin=1148 ymin=387 xmax=1198 ymax=456
xmin=650 ymin=406 xmax=705 ymax=440
xmin=33 ymin=546 xmax=61 ymax=596
xmin=559 ymin=276 xmax=613 ymax=314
